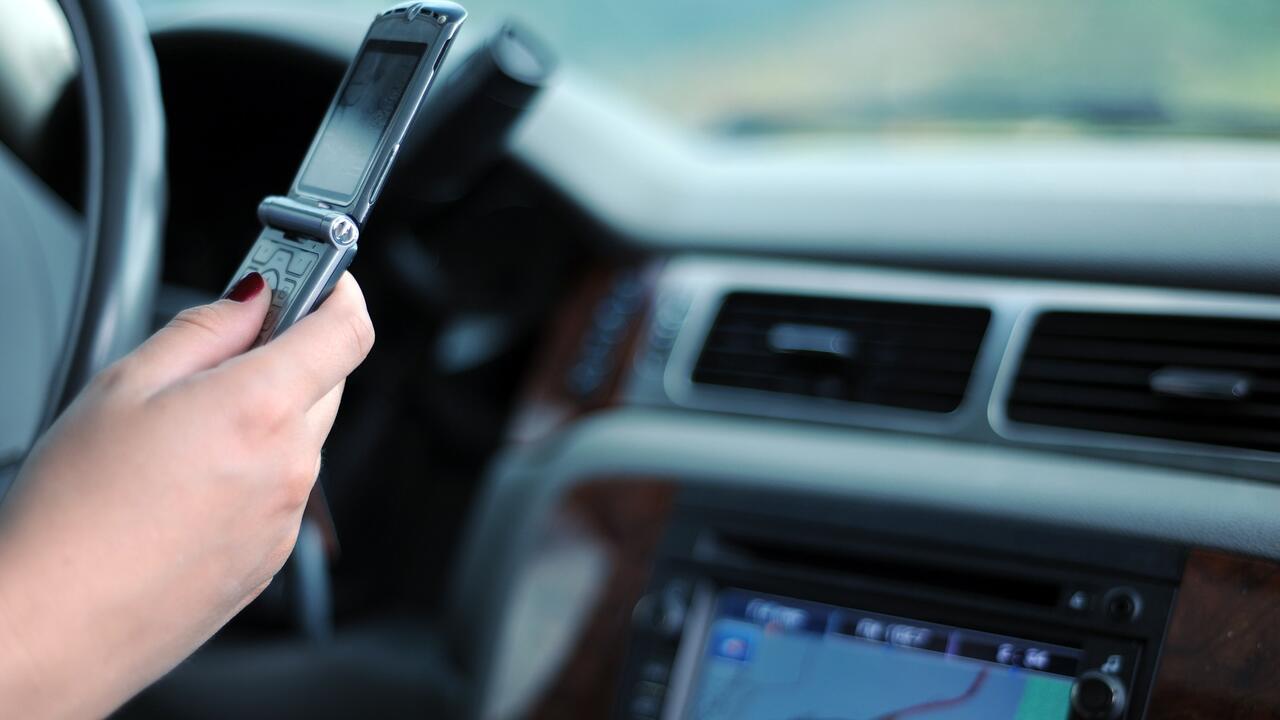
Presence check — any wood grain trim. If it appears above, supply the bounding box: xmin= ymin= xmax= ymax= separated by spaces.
xmin=1147 ymin=549 xmax=1280 ymax=719
xmin=507 ymin=262 xmax=659 ymax=445
xmin=528 ymin=480 xmax=677 ymax=720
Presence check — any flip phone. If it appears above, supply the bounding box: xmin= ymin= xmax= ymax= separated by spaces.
xmin=225 ymin=2 xmax=466 ymax=344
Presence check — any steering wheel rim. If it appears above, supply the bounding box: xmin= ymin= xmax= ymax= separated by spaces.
xmin=46 ymin=0 xmax=165 ymax=423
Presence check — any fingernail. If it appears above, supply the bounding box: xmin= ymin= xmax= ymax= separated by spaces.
xmin=225 ymin=272 xmax=265 ymax=302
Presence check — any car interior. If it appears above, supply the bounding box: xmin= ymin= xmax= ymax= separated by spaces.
xmin=2 ymin=0 xmax=1279 ymax=718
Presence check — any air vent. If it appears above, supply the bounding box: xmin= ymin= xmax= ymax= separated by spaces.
xmin=691 ymin=293 xmax=991 ymax=413
xmin=1008 ymin=312 xmax=1280 ymax=454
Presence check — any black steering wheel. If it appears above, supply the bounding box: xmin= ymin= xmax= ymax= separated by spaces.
xmin=0 ymin=0 xmax=165 ymax=486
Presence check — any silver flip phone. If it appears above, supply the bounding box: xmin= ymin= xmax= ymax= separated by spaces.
xmin=225 ymin=2 xmax=466 ymax=344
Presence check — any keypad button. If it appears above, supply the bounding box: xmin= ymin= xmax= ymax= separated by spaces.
xmin=261 ymin=269 xmax=282 ymax=294
xmin=287 ymin=252 xmax=316 ymax=277
xmin=251 ymin=243 xmax=276 ymax=264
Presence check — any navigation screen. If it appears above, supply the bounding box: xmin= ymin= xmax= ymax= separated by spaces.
xmin=298 ymin=39 xmax=426 ymax=202
xmin=683 ymin=589 xmax=1080 ymax=720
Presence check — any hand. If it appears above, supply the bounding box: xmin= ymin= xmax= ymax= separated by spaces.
xmin=0 ymin=272 xmax=373 ymax=719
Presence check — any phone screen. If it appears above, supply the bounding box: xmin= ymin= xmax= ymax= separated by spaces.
xmin=297 ymin=39 xmax=427 ymax=203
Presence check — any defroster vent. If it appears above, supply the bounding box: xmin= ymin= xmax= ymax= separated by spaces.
xmin=691 ymin=293 xmax=991 ymax=413
xmin=1008 ymin=312 xmax=1280 ymax=454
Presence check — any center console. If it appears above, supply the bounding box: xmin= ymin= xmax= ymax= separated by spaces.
xmin=618 ymin=488 xmax=1180 ymax=720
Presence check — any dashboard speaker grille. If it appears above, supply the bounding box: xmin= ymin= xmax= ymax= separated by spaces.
xmin=691 ymin=292 xmax=991 ymax=413
xmin=1008 ymin=311 xmax=1280 ymax=453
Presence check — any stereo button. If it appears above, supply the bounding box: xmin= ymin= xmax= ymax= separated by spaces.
xmin=629 ymin=681 xmax=665 ymax=719
xmin=1071 ymin=671 xmax=1127 ymax=720
xmin=632 ymin=582 xmax=689 ymax=638
xmin=640 ymin=659 xmax=670 ymax=684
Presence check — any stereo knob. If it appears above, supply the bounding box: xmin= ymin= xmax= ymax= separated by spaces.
xmin=1071 ymin=671 xmax=1127 ymax=720
xmin=1102 ymin=587 xmax=1143 ymax=623
xmin=632 ymin=584 xmax=688 ymax=638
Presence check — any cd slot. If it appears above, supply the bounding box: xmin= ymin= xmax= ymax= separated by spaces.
xmin=697 ymin=530 xmax=1062 ymax=609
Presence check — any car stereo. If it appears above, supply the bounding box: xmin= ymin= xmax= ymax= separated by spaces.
xmin=617 ymin=490 xmax=1179 ymax=720
xmin=673 ymin=588 xmax=1099 ymax=719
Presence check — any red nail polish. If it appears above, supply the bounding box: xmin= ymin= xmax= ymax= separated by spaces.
xmin=225 ymin=272 xmax=266 ymax=302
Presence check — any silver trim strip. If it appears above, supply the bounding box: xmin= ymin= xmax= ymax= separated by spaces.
xmin=662 ymin=582 xmax=715 ymax=720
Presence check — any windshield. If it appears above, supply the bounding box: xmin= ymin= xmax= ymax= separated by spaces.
xmin=157 ymin=0 xmax=1280 ymax=139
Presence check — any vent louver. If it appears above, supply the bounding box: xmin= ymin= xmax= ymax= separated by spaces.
xmin=1008 ymin=312 xmax=1280 ymax=454
xmin=691 ymin=293 xmax=991 ymax=413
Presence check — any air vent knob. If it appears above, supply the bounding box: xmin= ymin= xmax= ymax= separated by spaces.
xmin=1071 ymin=671 xmax=1127 ymax=720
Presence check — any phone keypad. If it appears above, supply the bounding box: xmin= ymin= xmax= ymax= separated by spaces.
xmin=238 ymin=236 xmax=322 ymax=345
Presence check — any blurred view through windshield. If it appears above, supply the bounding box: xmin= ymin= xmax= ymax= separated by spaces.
xmin=149 ymin=0 xmax=1280 ymax=139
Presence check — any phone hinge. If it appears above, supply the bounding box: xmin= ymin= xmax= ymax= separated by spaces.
xmin=258 ymin=196 xmax=359 ymax=248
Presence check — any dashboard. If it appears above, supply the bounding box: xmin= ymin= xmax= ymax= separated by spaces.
xmin=462 ymin=256 xmax=1280 ymax=720
xmin=132 ymin=6 xmax=1280 ymax=719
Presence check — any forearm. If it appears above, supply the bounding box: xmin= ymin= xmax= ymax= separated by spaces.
xmin=0 ymin=516 xmax=134 ymax=719
xmin=0 ymin=557 xmax=51 ymax=717
xmin=0 ymin=493 xmax=186 ymax=720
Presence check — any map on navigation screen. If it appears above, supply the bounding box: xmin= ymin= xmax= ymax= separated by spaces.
xmin=683 ymin=590 xmax=1076 ymax=720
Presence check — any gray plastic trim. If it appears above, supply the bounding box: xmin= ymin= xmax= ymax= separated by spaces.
xmin=661 ymin=583 xmax=714 ymax=720
xmin=553 ymin=410 xmax=1280 ymax=558
xmin=512 ymin=76 xmax=1280 ymax=295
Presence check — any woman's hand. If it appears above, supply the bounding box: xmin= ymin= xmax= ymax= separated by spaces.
xmin=0 ymin=272 xmax=373 ymax=719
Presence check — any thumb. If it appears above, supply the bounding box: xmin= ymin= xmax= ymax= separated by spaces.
xmin=126 ymin=272 xmax=272 ymax=391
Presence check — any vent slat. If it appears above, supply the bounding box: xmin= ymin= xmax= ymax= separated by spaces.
xmin=1034 ymin=314 xmax=1280 ymax=350
xmin=698 ymin=366 xmax=971 ymax=395
xmin=1025 ymin=337 xmax=1280 ymax=372
xmin=1012 ymin=381 xmax=1280 ymax=422
xmin=707 ymin=326 xmax=984 ymax=354
xmin=692 ymin=292 xmax=990 ymax=413
xmin=699 ymin=348 xmax=981 ymax=375
xmin=1010 ymin=405 xmax=1280 ymax=454
xmin=1008 ymin=311 xmax=1280 ymax=454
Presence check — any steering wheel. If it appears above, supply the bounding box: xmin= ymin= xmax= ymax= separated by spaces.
xmin=0 ymin=0 xmax=165 ymax=486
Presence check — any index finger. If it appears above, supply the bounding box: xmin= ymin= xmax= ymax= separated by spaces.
xmin=219 ymin=273 xmax=375 ymax=410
